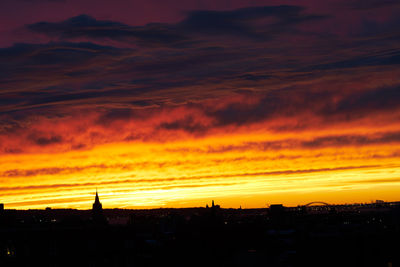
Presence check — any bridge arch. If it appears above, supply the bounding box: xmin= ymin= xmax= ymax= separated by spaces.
xmin=304 ymin=201 xmax=330 ymax=207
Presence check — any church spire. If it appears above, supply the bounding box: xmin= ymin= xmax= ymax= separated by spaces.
xmin=92 ymin=189 xmax=106 ymax=225
xmin=94 ymin=188 xmax=100 ymax=205
xmin=92 ymin=189 xmax=102 ymax=211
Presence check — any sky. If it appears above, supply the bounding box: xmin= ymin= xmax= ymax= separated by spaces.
xmin=1 ymin=0 xmax=400 ymax=209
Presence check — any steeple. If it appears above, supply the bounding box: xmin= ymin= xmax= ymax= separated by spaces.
xmin=93 ymin=189 xmax=102 ymax=210
xmin=92 ymin=190 xmax=106 ymax=225
xmin=94 ymin=189 xmax=101 ymax=205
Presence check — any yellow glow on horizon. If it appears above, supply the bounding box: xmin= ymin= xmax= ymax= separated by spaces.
xmin=1 ymin=129 xmax=400 ymax=209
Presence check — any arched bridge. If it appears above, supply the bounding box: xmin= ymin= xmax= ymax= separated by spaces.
xmin=304 ymin=201 xmax=330 ymax=207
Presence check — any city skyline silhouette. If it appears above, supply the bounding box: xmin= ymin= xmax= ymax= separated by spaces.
xmin=1 ymin=1 xmax=400 ymax=265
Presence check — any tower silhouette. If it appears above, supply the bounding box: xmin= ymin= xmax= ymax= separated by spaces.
xmin=93 ymin=189 xmax=102 ymax=211
xmin=92 ymin=190 xmax=106 ymax=225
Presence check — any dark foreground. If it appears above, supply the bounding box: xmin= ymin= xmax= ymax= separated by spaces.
xmin=1 ymin=202 xmax=400 ymax=267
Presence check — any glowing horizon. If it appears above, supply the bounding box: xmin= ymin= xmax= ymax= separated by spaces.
xmin=3 ymin=127 xmax=400 ymax=209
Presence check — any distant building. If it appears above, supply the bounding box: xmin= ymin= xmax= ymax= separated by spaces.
xmin=92 ymin=190 xmax=107 ymax=225
xmin=269 ymin=204 xmax=286 ymax=222
xmin=211 ymin=200 xmax=220 ymax=209
xmin=210 ymin=200 xmax=221 ymax=219
xmin=0 ymin=203 xmax=4 ymax=211
xmin=93 ymin=190 xmax=102 ymax=211
xmin=269 ymin=204 xmax=284 ymax=212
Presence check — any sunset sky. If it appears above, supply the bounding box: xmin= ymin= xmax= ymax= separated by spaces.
xmin=1 ymin=0 xmax=400 ymax=209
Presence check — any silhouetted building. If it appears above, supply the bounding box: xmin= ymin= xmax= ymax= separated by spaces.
xmin=269 ymin=204 xmax=284 ymax=213
xmin=206 ymin=200 xmax=221 ymax=223
xmin=92 ymin=190 xmax=107 ymax=225
xmin=211 ymin=200 xmax=220 ymax=209
xmin=269 ymin=204 xmax=286 ymax=226
xmin=0 ymin=203 xmax=3 ymax=212
xmin=93 ymin=190 xmax=102 ymax=211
